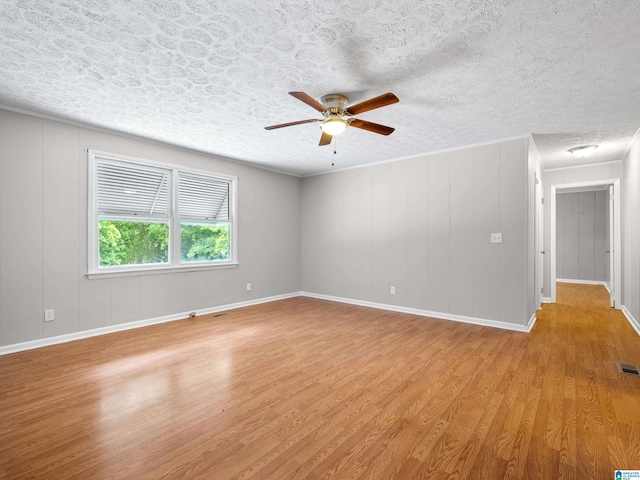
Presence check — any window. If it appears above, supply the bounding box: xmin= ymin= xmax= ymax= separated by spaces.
xmin=88 ymin=150 xmax=237 ymax=277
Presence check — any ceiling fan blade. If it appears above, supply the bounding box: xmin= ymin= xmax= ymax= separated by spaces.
xmin=349 ymin=119 xmax=395 ymax=136
xmin=265 ymin=119 xmax=319 ymax=130
xmin=319 ymin=131 xmax=333 ymax=146
xmin=346 ymin=93 xmax=399 ymax=115
xmin=289 ymin=92 xmax=328 ymax=113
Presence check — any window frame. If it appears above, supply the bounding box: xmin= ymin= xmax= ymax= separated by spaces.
xmin=88 ymin=150 xmax=238 ymax=278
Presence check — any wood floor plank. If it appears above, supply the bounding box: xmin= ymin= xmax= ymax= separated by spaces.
xmin=1 ymin=284 xmax=639 ymax=479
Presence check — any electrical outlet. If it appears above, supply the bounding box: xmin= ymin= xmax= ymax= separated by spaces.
xmin=390 ymin=286 xmax=396 ymax=295
xmin=247 ymin=283 xmax=252 ymax=292
xmin=490 ymin=233 xmax=503 ymax=243
xmin=44 ymin=309 xmax=54 ymax=322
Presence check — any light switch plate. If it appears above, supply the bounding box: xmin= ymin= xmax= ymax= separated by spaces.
xmin=490 ymin=233 xmax=502 ymax=243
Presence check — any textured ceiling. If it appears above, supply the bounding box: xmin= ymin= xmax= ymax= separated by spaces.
xmin=1 ymin=0 xmax=639 ymax=176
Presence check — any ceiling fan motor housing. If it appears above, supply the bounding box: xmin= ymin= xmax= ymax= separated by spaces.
xmin=320 ymin=94 xmax=349 ymax=113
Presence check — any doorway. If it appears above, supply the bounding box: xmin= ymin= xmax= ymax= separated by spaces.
xmin=549 ymin=179 xmax=621 ymax=308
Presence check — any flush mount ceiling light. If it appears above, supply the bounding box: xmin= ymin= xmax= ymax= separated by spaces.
xmin=569 ymin=145 xmax=598 ymax=157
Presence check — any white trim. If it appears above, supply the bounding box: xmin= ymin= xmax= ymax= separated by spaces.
xmin=556 ymin=184 xmax=609 ymax=193
xmin=89 ymin=149 xmax=239 ymax=182
xmin=551 ymin=179 xmax=620 ymax=191
xmin=528 ymin=134 xmax=545 ymax=172
xmin=550 ymin=179 xmax=621 ymax=308
xmin=0 ymin=104 xmax=301 ymax=178
xmin=550 ymin=187 xmax=557 ymax=303
xmin=303 ymin=134 xmax=530 ymax=177
xmin=613 ymin=179 xmax=621 ymax=309
xmin=87 ymin=150 xmax=238 ymax=276
xmin=0 ymin=291 xmax=542 ymax=356
xmin=300 ymin=292 xmax=536 ymax=333
xmin=621 ymin=306 xmax=640 ymax=336
xmin=543 ymin=160 xmax=623 ymax=173
xmin=542 ymin=297 xmax=552 ymax=303
xmin=557 ymin=279 xmax=608 ymax=286
xmin=535 ymin=171 xmax=544 ymax=310
xmin=622 ymin=126 xmax=640 ymax=160
xmin=86 ymin=262 xmax=239 ymax=279
xmin=0 ymin=292 xmax=300 ymax=356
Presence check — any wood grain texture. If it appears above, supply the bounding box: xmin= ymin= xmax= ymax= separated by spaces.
xmin=1 ymin=283 xmax=639 ymax=479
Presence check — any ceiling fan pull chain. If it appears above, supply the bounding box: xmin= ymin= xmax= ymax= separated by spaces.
xmin=331 ymin=138 xmax=337 ymax=166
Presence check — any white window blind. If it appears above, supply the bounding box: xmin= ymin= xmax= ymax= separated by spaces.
xmin=97 ymin=162 xmax=169 ymax=217
xmin=178 ymin=172 xmax=229 ymax=221
xmin=88 ymin=149 xmax=238 ymax=277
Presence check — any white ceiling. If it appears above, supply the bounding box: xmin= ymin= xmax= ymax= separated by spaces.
xmin=1 ymin=0 xmax=639 ymax=176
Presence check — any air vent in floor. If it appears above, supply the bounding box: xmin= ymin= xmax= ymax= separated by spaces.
xmin=211 ymin=313 xmax=228 ymax=318
xmin=617 ymin=362 xmax=640 ymax=377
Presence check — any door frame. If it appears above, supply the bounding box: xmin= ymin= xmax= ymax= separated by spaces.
xmin=607 ymin=184 xmax=615 ymax=306
xmin=535 ymin=174 xmax=544 ymax=309
xmin=549 ymin=178 xmax=621 ymax=307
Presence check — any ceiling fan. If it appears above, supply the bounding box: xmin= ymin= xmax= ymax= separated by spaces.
xmin=265 ymin=91 xmax=399 ymax=146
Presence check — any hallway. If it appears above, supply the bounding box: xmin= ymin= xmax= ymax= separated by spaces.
xmin=533 ymin=282 xmax=640 ymax=477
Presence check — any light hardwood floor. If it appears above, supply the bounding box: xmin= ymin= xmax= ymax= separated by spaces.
xmin=1 ymin=283 xmax=639 ymax=479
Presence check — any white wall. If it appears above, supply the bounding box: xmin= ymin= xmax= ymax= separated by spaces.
xmin=541 ymin=161 xmax=623 ymax=296
xmin=301 ymin=138 xmax=535 ymax=327
xmin=0 ymin=109 xmax=302 ymax=348
xmin=622 ymin=131 xmax=640 ymax=326
xmin=556 ymin=191 xmax=607 ymax=281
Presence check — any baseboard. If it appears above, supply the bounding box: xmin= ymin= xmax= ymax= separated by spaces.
xmin=0 ymin=290 xmax=544 ymax=356
xmin=0 ymin=292 xmax=301 ymax=356
xmin=621 ymin=305 xmax=640 ymax=336
xmin=542 ymin=297 xmax=552 ymax=303
xmin=557 ymin=279 xmax=607 ymax=286
xmin=300 ymin=292 xmax=534 ymax=333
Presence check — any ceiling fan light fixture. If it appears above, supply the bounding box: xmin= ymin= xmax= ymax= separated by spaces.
xmin=569 ymin=145 xmax=598 ymax=157
xmin=265 ymin=91 xmax=398 ymax=146
xmin=321 ymin=117 xmax=347 ymax=136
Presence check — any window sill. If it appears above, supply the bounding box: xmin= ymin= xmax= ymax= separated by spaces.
xmin=86 ymin=262 xmax=239 ymax=280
